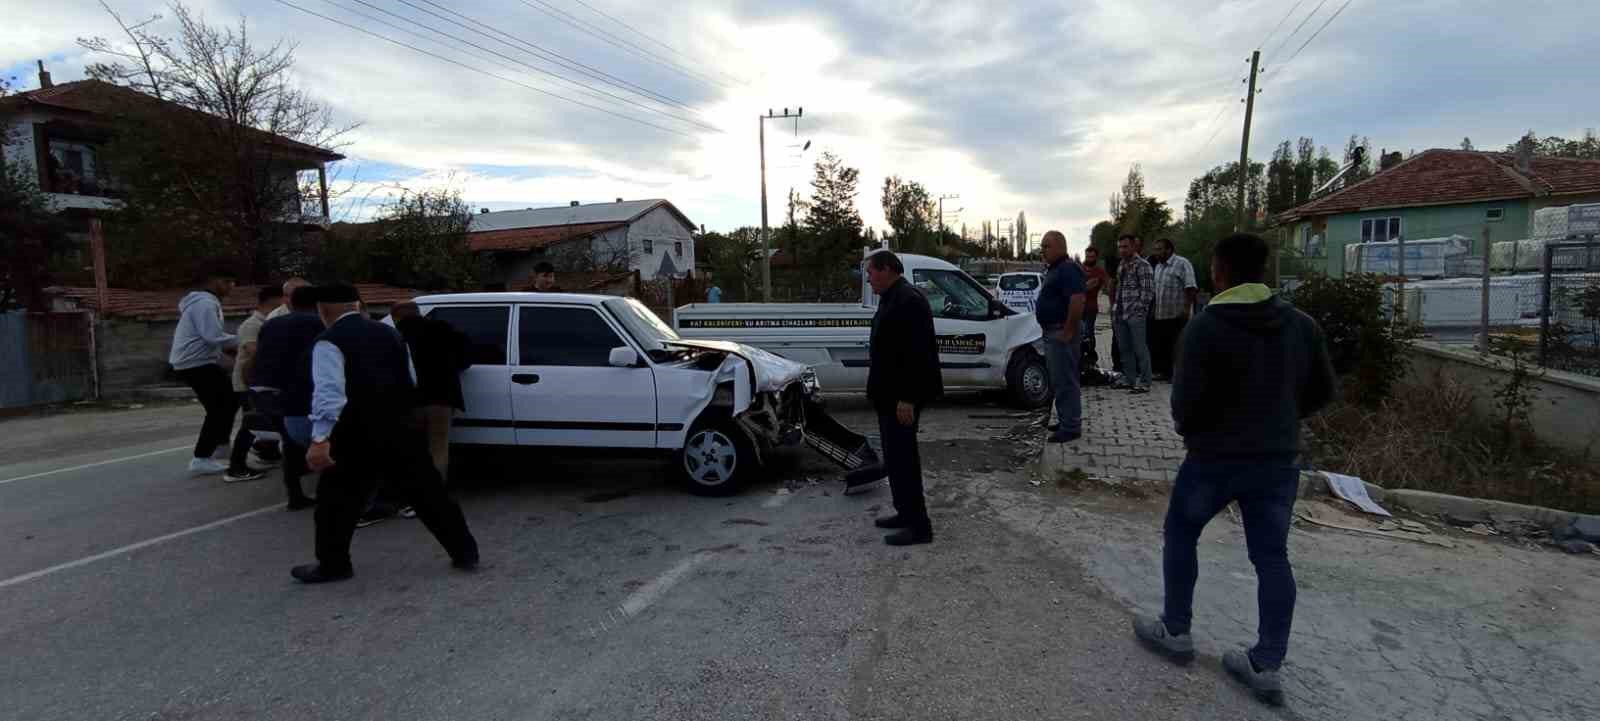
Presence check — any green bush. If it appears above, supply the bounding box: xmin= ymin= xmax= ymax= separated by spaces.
xmin=1288 ymin=273 xmax=1417 ymax=406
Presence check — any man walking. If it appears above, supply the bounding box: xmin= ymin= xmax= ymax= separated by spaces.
xmin=1112 ymin=234 xmax=1155 ymax=393
xmin=254 ymin=285 xmax=323 ymax=510
xmin=1035 ymin=231 xmax=1086 ymax=443
xmin=1132 ymin=233 xmax=1337 ymax=706
xmin=1148 ymin=238 xmax=1198 ymax=381
xmin=863 ymin=251 xmax=942 ymax=546
xmin=293 ymin=285 xmax=479 ymax=583
xmin=170 ymin=267 xmax=240 ymax=476
xmin=223 ymin=286 xmax=281 ymax=483
xmin=1081 ymin=245 xmax=1110 ymax=369
xmin=390 ymin=302 xmax=471 ymax=482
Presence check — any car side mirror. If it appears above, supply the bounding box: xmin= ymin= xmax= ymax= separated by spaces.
xmin=609 ymin=347 xmax=640 ymax=367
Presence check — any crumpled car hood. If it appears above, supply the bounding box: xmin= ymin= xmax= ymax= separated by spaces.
xmin=664 ymin=339 xmax=808 ymax=393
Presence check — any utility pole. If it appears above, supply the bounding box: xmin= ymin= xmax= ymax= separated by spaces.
xmin=1235 ymin=50 xmax=1260 ymax=231
xmin=938 ymin=194 xmax=959 ymax=238
xmin=760 ymin=107 xmax=802 ymax=302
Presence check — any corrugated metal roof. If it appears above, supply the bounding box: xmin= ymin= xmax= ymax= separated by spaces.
xmin=468 ymin=199 xmax=690 ymax=232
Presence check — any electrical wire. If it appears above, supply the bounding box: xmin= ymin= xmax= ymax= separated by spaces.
xmin=1277 ymin=0 xmax=1355 ymax=72
xmin=1265 ymin=0 xmax=1328 ymax=67
xmin=516 ymin=0 xmax=731 ymax=90
xmin=269 ymin=0 xmax=696 ymax=137
xmin=1258 ymin=0 xmax=1307 ymax=51
xmin=567 ymin=0 xmax=745 ymax=86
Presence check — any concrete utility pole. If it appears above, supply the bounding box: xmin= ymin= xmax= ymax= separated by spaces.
xmin=938 ymin=194 xmax=959 ymax=237
xmin=759 ymin=107 xmax=802 ymax=302
xmin=1235 ymin=50 xmax=1260 ymax=231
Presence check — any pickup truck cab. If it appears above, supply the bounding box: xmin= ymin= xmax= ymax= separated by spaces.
xmin=674 ymin=252 xmax=1051 ymax=408
xmin=410 ymin=292 xmax=842 ymax=496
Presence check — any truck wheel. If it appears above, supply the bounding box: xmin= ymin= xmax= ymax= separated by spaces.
xmin=1006 ymin=350 xmax=1052 ymax=409
xmin=676 ymin=417 xmax=757 ymax=496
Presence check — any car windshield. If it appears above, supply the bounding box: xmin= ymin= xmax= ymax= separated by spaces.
xmin=912 ymin=269 xmax=994 ymax=320
xmin=999 ymin=274 xmax=1040 ymax=291
xmin=603 ymin=297 xmax=681 ymax=354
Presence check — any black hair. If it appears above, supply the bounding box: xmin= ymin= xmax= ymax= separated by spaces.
xmin=1213 ymin=233 xmax=1269 ymax=284
xmin=289 ymin=286 xmax=318 ymax=311
xmin=1117 ymin=233 xmax=1140 ymax=244
xmin=1156 ymin=237 xmax=1174 ymax=250
xmin=866 ymin=250 xmax=904 ymax=274
xmin=534 ymin=261 xmax=557 ymax=274
xmin=258 ymin=286 xmax=284 ymax=304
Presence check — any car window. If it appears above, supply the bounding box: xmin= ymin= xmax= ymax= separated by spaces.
xmin=425 ymin=305 xmax=509 ymax=365
xmin=913 ymin=269 xmax=992 ymax=321
xmin=519 ymin=306 xmax=627 ymax=367
xmin=1000 ymin=274 xmax=1040 ymax=292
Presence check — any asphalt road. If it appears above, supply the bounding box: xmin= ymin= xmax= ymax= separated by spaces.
xmin=0 ymin=394 xmax=1446 ymax=721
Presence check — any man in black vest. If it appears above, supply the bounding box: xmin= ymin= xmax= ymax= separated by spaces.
xmin=864 ymin=250 xmax=942 ymax=546
xmin=252 ymin=285 xmax=324 ymax=510
xmin=292 ymin=284 xmax=479 ymax=584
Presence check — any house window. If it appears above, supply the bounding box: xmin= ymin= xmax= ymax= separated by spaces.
xmin=674 ymin=241 xmax=683 ymax=257
xmin=643 ymin=238 xmax=654 ymax=254
xmin=1486 ymin=208 xmax=1505 ymax=222
xmin=1361 ymin=216 xmax=1401 ymax=243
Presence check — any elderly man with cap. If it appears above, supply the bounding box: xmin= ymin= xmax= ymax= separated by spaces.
xmin=292 ymin=284 xmax=479 ymax=583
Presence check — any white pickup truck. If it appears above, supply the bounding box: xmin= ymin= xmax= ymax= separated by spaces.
xmin=674 ymin=253 xmax=1051 ymax=408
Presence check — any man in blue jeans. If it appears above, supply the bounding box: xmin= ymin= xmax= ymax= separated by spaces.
xmin=1112 ymin=234 xmax=1154 ymax=393
xmin=1035 ymin=230 xmax=1085 ymax=443
xmin=1132 ymin=232 xmax=1337 ymax=707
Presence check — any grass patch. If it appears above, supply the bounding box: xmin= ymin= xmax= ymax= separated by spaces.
xmin=1304 ymin=374 xmax=1600 ymax=515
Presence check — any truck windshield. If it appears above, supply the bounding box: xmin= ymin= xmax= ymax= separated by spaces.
xmin=603 ymin=297 xmax=681 ymax=354
xmin=999 ymin=274 xmax=1040 ymax=292
xmin=913 ymin=269 xmax=994 ymax=320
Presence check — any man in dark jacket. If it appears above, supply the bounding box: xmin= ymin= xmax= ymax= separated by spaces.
xmin=1132 ymin=233 xmax=1337 ymax=707
xmin=252 ymin=285 xmax=323 ymax=510
xmin=293 ymin=284 xmax=478 ymax=584
xmin=390 ymin=302 xmax=471 ymax=482
xmin=1035 ymin=230 xmax=1086 ymax=443
xmin=864 ymin=250 xmax=942 ymax=546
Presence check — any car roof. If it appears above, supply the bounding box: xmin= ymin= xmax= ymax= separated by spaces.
xmin=413 ymin=292 xmax=612 ymax=306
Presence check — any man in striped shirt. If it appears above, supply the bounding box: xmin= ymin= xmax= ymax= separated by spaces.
xmin=1113 ymin=234 xmax=1155 ymax=393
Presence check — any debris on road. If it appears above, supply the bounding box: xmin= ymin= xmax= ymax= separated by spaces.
xmin=1295 ymin=501 xmax=1456 ymax=548
xmin=1317 ymin=471 xmax=1392 ymax=517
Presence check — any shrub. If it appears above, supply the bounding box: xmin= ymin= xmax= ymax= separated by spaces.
xmin=1288 ymin=272 xmax=1417 ymax=406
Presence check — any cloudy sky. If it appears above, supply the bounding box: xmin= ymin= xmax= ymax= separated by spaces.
xmin=7 ymin=0 xmax=1600 ymax=253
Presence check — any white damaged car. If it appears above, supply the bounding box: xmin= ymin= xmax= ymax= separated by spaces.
xmin=411 ymin=293 xmax=877 ymax=496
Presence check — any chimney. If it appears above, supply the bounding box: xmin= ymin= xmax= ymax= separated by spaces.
xmin=1514 ymin=136 xmax=1535 ymax=174
xmin=616 ymin=197 xmax=623 ymax=203
xmin=1379 ymin=151 xmax=1404 ymax=172
xmin=570 ymin=200 xmax=580 ymax=207
xmin=36 ymin=60 xmax=52 ymax=89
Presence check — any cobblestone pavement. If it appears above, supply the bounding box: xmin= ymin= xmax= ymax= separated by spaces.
xmin=1042 ymin=322 xmax=1186 ymax=482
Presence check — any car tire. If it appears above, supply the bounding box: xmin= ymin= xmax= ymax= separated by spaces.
xmin=676 ymin=417 xmax=758 ymax=496
xmin=1006 ymin=349 xmax=1052 ymax=409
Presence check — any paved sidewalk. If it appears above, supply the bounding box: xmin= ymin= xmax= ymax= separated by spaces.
xmin=1040 ymin=322 xmax=1185 ymax=482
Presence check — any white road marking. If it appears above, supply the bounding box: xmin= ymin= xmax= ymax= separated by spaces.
xmin=0 ymin=446 xmax=189 ymax=487
xmin=0 ymin=504 xmax=281 ymax=591
xmin=619 ymin=553 xmax=705 ymax=618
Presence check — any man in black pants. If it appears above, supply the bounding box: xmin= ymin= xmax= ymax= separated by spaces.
xmin=863 ymin=250 xmax=942 ymax=546
xmin=253 ymin=285 xmax=324 ymax=510
xmin=168 ymin=267 xmax=240 ymax=476
xmin=292 ymin=285 xmax=478 ymax=583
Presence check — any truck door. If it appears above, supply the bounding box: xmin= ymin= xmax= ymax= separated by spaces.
xmin=911 ymin=268 xmax=1011 ymax=388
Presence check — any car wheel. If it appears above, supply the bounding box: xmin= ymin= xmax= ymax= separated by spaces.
xmin=677 ymin=418 xmax=756 ymax=496
xmin=1007 ymin=350 xmax=1051 ymax=409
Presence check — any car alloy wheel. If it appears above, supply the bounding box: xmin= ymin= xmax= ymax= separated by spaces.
xmin=684 ymin=428 xmax=739 ymax=487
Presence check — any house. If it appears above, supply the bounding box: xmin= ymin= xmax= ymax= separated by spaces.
xmin=1279 ymin=148 xmax=1600 ymax=277
xmin=0 ymin=64 xmax=344 ymax=275
xmin=467 ymin=198 xmax=697 ymax=284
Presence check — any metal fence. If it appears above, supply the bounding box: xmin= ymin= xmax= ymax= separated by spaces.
xmin=0 ymin=311 xmax=96 ymax=408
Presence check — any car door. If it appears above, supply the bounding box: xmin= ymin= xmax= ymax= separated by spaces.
xmin=912 ymin=268 xmax=1012 ymax=388
xmin=511 ymin=304 xmax=659 ymax=448
xmin=422 ymin=304 xmax=514 ymax=445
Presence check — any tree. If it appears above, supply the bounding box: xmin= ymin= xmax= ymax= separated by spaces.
xmin=1180 ymin=160 xmax=1266 ymax=289
xmin=1015 ymin=211 xmax=1028 ymax=258
xmin=1089 ymin=220 xmax=1120 ymax=276
xmin=796 ymin=152 xmax=863 ymax=299
xmin=1505 ymin=129 xmax=1600 ymax=160
xmin=1461 ymin=137 xmax=1475 ymax=151
xmin=313 ymin=188 xmax=483 ymax=289
xmin=80 ymin=1 xmax=354 ymax=286
xmin=1266 ymin=140 xmax=1297 ymax=215
xmin=1 ymin=79 xmax=70 ymax=311
xmin=1111 ymin=164 xmax=1173 ymax=239
xmin=700 ymin=227 xmax=762 ymax=302
xmin=879 ymin=175 xmax=936 ymax=253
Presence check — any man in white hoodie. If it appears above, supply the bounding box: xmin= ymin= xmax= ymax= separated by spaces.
xmin=170 ymin=267 xmax=241 ymax=475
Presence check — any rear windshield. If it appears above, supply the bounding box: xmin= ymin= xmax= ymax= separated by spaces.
xmin=1000 ymin=275 xmax=1040 ymax=291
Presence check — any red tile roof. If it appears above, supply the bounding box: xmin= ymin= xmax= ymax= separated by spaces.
xmin=1281 ymin=149 xmax=1600 ymax=220
xmin=468 ymin=221 xmax=626 ymax=252
xmin=2 ymin=79 xmax=344 ymax=162
xmin=44 ymin=283 xmax=423 ymax=320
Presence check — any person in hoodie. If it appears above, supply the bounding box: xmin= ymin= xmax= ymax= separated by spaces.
xmin=1131 ymin=232 xmax=1337 ymax=707
xmin=170 ymin=267 xmax=242 ymax=475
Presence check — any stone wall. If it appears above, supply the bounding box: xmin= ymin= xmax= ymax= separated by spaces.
xmin=1406 ymin=340 xmax=1600 ymax=456
xmin=94 ymin=317 xmax=185 ymax=396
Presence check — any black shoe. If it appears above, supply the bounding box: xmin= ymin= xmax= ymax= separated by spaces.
xmin=844 ymin=464 xmax=887 ymax=495
xmin=884 ymin=527 xmax=933 ymax=546
xmin=1047 ymin=423 xmax=1060 ymax=432
xmin=1129 ymin=386 xmax=1150 ymax=395
xmin=1048 ymin=431 xmax=1082 ymax=444
xmin=291 ymin=563 xmax=353 ymax=584
xmin=286 ymin=496 xmax=317 ymax=511
xmin=356 ymin=507 xmax=396 ymax=528
xmin=874 ymin=514 xmax=909 ymax=529
xmin=451 ymin=554 xmax=480 ymax=571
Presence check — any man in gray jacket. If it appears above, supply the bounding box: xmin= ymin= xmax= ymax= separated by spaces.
xmin=170 ymin=267 xmax=241 ymax=475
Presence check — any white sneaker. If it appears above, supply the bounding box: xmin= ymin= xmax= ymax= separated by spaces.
xmin=211 ymin=447 xmax=229 ymax=460
xmin=189 ymin=458 xmax=227 ymax=475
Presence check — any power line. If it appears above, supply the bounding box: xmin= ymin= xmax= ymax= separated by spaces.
xmin=337 ymin=0 xmax=719 ymax=132
xmin=515 ymin=0 xmax=731 ymax=90
xmin=1278 ymin=0 xmax=1355 ymax=71
xmin=1194 ymin=90 xmax=1243 ymax=160
xmin=1258 ymin=0 xmax=1307 ymax=51
xmin=567 ymin=0 xmax=746 ymax=86
xmin=269 ymin=0 xmax=696 ymax=137
xmin=1265 ymin=0 xmax=1328 ymax=66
